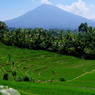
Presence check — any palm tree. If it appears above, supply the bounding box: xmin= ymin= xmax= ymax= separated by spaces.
xmin=78 ymin=23 xmax=88 ymax=32
xmin=0 ymin=21 xmax=7 ymax=30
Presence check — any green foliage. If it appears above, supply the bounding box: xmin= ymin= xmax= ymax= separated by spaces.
xmin=16 ymin=77 xmax=23 ymax=82
xmin=7 ymin=53 xmax=11 ymax=62
xmin=15 ymin=75 xmax=34 ymax=82
xmin=23 ymin=74 xmax=31 ymax=81
xmin=0 ymin=21 xmax=7 ymax=30
xmin=3 ymin=73 xmax=8 ymax=80
xmin=1 ymin=22 xmax=95 ymax=59
xmin=60 ymin=77 xmax=65 ymax=81
xmin=12 ymin=71 xmax=16 ymax=77
xmin=78 ymin=23 xmax=88 ymax=32
xmin=1 ymin=24 xmax=95 ymax=59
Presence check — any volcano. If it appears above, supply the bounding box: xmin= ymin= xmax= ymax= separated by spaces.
xmin=5 ymin=4 xmax=95 ymax=29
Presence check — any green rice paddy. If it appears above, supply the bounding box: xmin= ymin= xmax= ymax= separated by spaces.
xmin=0 ymin=43 xmax=95 ymax=95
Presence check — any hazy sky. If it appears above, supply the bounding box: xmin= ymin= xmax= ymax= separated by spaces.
xmin=0 ymin=0 xmax=95 ymax=21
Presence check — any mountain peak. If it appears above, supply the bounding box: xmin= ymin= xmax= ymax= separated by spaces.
xmin=5 ymin=4 xmax=95 ymax=29
xmin=38 ymin=4 xmax=55 ymax=8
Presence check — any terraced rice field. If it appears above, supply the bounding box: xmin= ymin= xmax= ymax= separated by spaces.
xmin=0 ymin=43 xmax=95 ymax=95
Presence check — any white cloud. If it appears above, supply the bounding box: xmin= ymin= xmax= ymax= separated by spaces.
xmin=40 ymin=0 xmax=52 ymax=5
xmin=56 ymin=0 xmax=90 ymax=18
xmin=90 ymin=4 xmax=95 ymax=8
xmin=90 ymin=15 xmax=95 ymax=19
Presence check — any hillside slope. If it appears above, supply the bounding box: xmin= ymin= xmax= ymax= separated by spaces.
xmin=0 ymin=43 xmax=95 ymax=82
xmin=0 ymin=43 xmax=95 ymax=95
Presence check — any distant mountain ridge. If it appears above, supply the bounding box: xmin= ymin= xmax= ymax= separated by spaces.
xmin=5 ymin=4 xmax=95 ymax=29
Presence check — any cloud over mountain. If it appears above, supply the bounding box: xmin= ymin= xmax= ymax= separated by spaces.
xmin=40 ymin=0 xmax=52 ymax=5
xmin=56 ymin=0 xmax=89 ymax=19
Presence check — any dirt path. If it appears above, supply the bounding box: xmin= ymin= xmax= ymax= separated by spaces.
xmin=19 ymin=90 xmax=37 ymax=95
xmin=2 ymin=67 xmax=6 ymax=72
xmin=83 ymin=64 xmax=95 ymax=71
xmin=67 ymin=69 xmax=95 ymax=82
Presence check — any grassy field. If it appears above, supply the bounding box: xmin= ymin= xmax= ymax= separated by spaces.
xmin=0 ymin=43 xmax=95 ymax=95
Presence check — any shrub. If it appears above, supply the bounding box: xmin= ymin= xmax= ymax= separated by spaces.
xmin=3 ymin=73 xmax=8 ymax=80
xmin=16 ymin=77 xmax=23 ymax=82
xmin=12 ymin=71 xmax=16 ymax=77
xmin=60 ymin=78 xmax=65 ymax=82
xmin=23 ymin=75 xmax=31 ymax=81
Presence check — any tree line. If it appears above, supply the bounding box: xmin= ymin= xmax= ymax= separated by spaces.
xmin=0 ymin=21 xmax=95 ymax=59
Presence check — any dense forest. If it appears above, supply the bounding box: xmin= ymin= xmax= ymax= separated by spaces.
xmin=0 ymin=21 xmax=95 ymax=59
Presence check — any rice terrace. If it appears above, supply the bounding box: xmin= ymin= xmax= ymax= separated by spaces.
xmin=1 ymin=1 xmax=95 ymax=95
xmin=1 ymin=42 xmax=95 ymax=95
xmin=1 ymin=23 xmax=95 ymax=95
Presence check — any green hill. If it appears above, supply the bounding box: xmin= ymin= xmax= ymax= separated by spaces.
xmin=0 ymin=43 xmax=95 ymax=95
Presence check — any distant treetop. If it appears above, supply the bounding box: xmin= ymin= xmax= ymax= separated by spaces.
xmin=0 ymin=21 xmax=7 ymax=30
